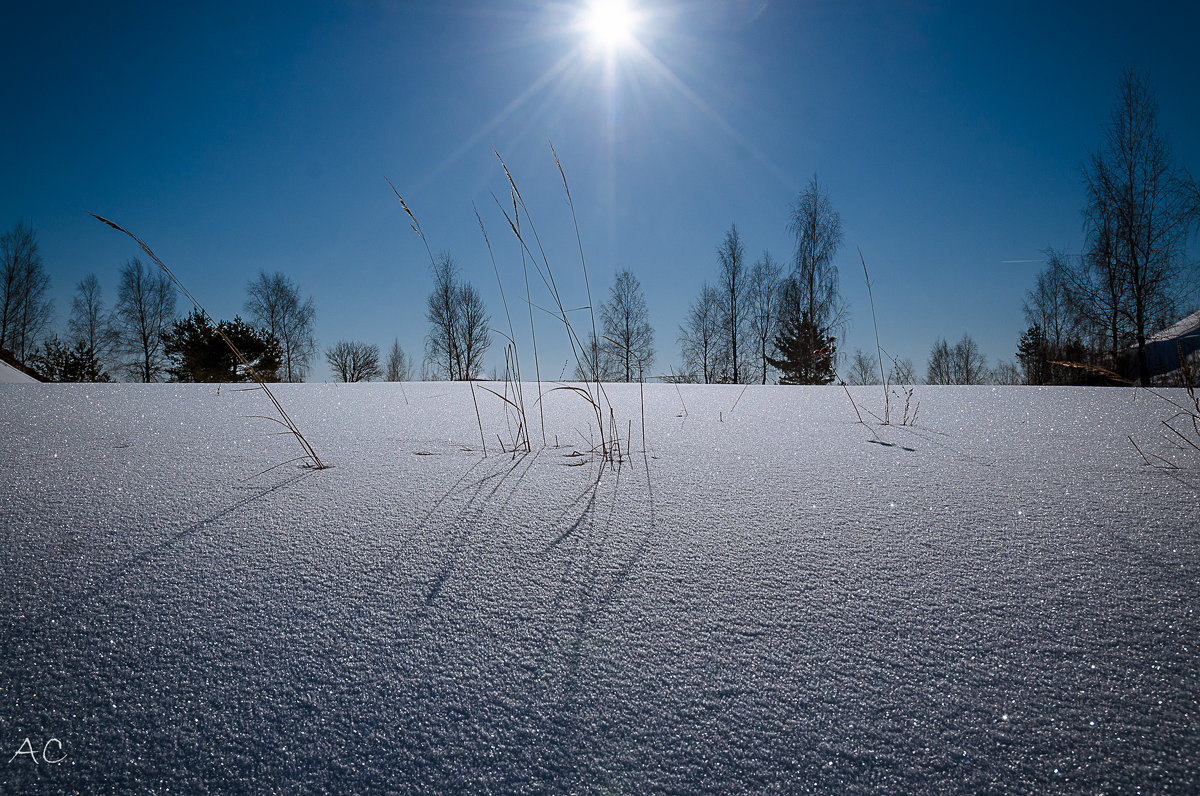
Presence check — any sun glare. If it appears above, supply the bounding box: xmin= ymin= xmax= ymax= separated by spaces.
xmin=582 ymin=0 xmax=638 ymax=51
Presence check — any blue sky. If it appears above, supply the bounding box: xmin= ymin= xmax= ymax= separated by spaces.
xmin=3 ymin=0 xmax=1198 ymax=381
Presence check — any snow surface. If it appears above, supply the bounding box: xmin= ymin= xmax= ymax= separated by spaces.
xmin=1 ymin=382 xmax=1197 ymax=793
xmin=0 ymin=358 xmax=37 ymax=384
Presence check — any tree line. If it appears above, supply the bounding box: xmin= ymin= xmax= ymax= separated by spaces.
xmin=0 ymin=228 xmax=417 ymax=385
xmin=676 ymin=174 xmax=848 ymax=385
xmin=7 ymin=71 xmax=1193 ymax=387
xmin=0 ymin=243 xmax=333 ymax=383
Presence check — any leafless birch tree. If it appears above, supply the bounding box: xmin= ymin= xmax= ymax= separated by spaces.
xmin=716 ymin=224 xmax=749 ymax=383
xmin=1083 ymin=69 xmax=1199 ymax=384
xmin=114 ymin=258 xmax=176 ymax=382
xmin=747 ymin=251 xmax=783 ymax=384
xmin=326 ymin=340 xmax=381 ymax=382
xmin=385 ymin=338 xmax=413 ymax=381
xmin=598 ymin=269 xmax=654 ymax=382
xmin=788 ymin=174 xmax=847 ymax=352
xmin=244 ymin=270 xmax=317 ymax=382
xmin=0 ymin=221 xmax=53 ymax=363
xmin=68 ymin=273 xmax=113 ymax=372
xmin=424 ymin=252 xmax=490 ymax=380
xmin=678 ymin=282 xmax=722 ymax=384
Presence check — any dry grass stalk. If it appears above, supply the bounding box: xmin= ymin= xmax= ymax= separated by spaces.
xmin=859 ymin=248 xmax=890 ymax=424
xmin=475 ymin=205 xmax=532 ymax=453
xmin=730 ymin=384 xmax=749 ymax=415
xmin=469 ymin=381 xmax=488 ymax=456
xmin=89 ymin=213 xmax=325 ymax=471
xmin=494 ymin=158 xmax=548 ymax=447
xmin=387 ymin=181 xmax=491 ymax=454
xmin=640 ymin=366 xmax=647 ymax=454
xmin=893 ymin=385 xmax=919 ymax=425
xmin=393 ymin=147 xmax=637 ymax=466
xmin=1129 ymin=435 xmax=1179 ymax=469
xmin=838 ymin=378 xmax=881 ymax=440
xmin=668 ymin=365 xmax=689 ymax=418
xmin=488 ymin=145 xmax=622 ymax=463
xmin=1055 ymin=347 xmax=1200 ymax=468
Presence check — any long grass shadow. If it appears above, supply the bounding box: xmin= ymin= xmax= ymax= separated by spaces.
xmin=535 ymin=455 xmax=658 ymax=769
xmin=406 ymin=451 xmax=538 ymax=610
xmin=868 ymin=439 xmax=917 ymax=453
xmin=76 ymin=468 xmax=315 ymax=606
xmin=886 ymin=424 xmax=996 ymax=467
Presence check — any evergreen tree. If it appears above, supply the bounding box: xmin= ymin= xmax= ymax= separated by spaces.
xmin=28 ymin=335 xmax=112 ymax=382
xmin=1017 ymin=324 xmax=1050 ymax=385
xmin=161 ymin=309 xmax=281 ymax=383
xmin=28 ymin=336 xmax=69 ymax=381
xmin=63 ymin=337 xmax=112 ymax=382
xmin=767 ymin=291 xmax=836 ymax=385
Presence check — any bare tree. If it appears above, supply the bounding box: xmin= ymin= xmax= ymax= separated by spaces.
xmin=326 ymin=340 xmax=381 ymax=382
xmin=926 ymin=338 xmax=953 ymax=385
xmin=0 ymin=221 xmax=53 ymax=363
xmin=716 ymin=224 xmax=749 ymax=383
xmin=1084 ymin=69 xmax=1200 ymax=385
xmin=598 ymin=269 xmax=655 ymax=382
xmin=927 ymin=335 xmax=988 ymax=385
xmin=114 ymin=258 xmax=176 ymax=382
xmin=992 ymin=360 xmax=1023 ymax=385
xmin=385 ymin=338 xmax=412 ymax=381
xmin=68 ymin=273 xmax=113 ymax=373
xmin=456 ymin=280 xmax=491 ymax=380
xmin=951 ymin=334 xmax=988 ymax=384
xmin=574 ymin=331 xmax=619 ymax=381
xmin=424 ymin=252 xmax=490 ymax=380
xmin=425 ymin=252 xmax=460 ymax=380
xmin=678 ymin=282 xmax=722 ymax=384
xmin=847 ymin=348 xmax=877 ymax=385
xmin=244 ymin=270 xmax=317 ymax=382
xmin=1024 ymin=250 xmax=1083 ymax=358
xmin=788 ymin=174 xmax=847 ymax=359
xmin=747 ymin=251 xmax=783 ymax=384
xmin=1063 ymin=225 xmax=1132 ymax=365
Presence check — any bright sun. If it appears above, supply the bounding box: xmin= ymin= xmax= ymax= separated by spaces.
xmin=582 ymin=0 xmax=637 ymax=51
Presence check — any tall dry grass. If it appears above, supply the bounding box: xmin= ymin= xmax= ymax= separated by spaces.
xmin=90 ymin=213 xmax=326 ymax=472
xmin=388 ymin=143 xmax=642 ymax=466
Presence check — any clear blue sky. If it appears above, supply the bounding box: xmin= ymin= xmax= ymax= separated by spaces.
xmin=3 ymin=0 xmax=1198 ymax=382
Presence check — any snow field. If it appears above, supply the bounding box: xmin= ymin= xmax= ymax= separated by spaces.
xmin=1 ymin=382 xmax=1197 ymax=792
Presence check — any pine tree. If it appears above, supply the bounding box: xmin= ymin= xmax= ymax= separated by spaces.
xmin=28 ymin=337 xmax=70 ymax=381
xmin=162 ymin=309 xmax=281 ymax=382
xmin=767 ymin=307 xmax=836 ymax=385
xmin=27 ymin=336 xmax=111 ymax=382
xmin=1017 ymin=324 xmax=1050 ymax=385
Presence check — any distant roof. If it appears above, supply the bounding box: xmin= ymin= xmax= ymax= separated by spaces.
xmin=0 ymin=358 xmax=39 ymax=383
xmin=1148 ymin=309 xmax=1200 ymax=343
xmin=0 ymin=347 xmax=44 ymax=382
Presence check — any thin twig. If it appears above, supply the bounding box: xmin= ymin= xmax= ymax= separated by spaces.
xmin=730 ymin=384 xmax=749 ymax=415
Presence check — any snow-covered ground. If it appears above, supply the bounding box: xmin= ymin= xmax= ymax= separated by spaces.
xmin=2 ymin=382 xmax=1197 ymax=793
xmin=0 ymin=358 xmax=37 ymax=383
